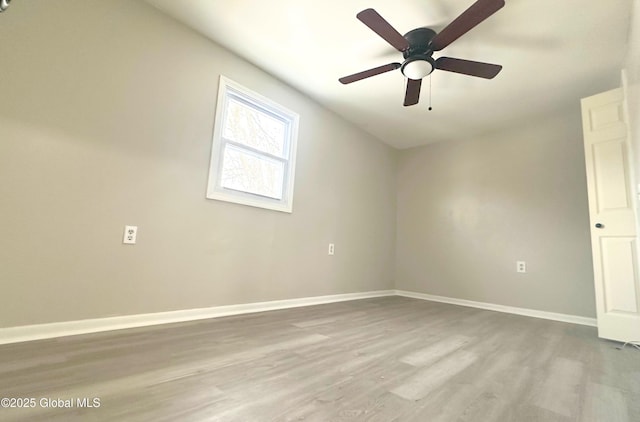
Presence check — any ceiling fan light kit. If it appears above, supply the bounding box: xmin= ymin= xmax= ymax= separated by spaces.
xmin=339 ymin=0 xmax=506 ymax=107
xmin=0 ymin=0 xmax=12 ymax=13
xmin=402 ymin=56 xmax=435 ymax=80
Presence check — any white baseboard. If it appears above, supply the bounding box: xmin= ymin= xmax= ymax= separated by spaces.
xmin=0 ymin=290 xmax=395 ymax=345
xmin=395 ymin=290 xmax=597 ymax=327
xmin=0 ymin=289 xmax=597 ymax=346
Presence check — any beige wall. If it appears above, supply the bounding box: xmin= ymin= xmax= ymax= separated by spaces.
xmin=0 ymin=0 xmax=397 ymax=327
xmin=395 ymin=111 xmax=597 ymax=318
xmin=624 ymin=0 xmax=640 ymax=216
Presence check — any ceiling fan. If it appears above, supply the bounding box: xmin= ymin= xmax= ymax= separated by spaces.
xmin=339 ymin=0 xmax=505 ymax=107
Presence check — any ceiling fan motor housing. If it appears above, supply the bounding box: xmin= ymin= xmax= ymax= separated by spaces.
xmin=402 ymin=27 xmax=437 ymax=58
xmin=401 ymin=28 xmax=437 ymax=79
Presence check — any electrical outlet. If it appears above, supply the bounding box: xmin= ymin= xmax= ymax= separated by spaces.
xmin=517 ymin=261 xmax=526 ymax=273
xmin=328 ymin=243 xmax=335 ymax=256
xmin=123 ymin=225 xmax=138 ymax=244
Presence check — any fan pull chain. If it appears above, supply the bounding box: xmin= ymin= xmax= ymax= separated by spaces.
xmin=428 ymin=74 xmax=433 ymax=111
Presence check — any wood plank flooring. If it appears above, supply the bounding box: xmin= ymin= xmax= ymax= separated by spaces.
xmin=0 ymin=296 xmax=638 ymax=421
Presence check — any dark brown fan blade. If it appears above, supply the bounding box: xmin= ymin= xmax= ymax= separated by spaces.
xmin=357 ymin=9 xmax=410 ymax=52
xmin=403 ymin=78 xmax=422 ymax=106
xmin=339 ymin=63 xmax=401 ymax=84
xmin=430 ymin=0 xmax=505 ymax=51
xmin=435 ymin=57 xmax=502 ymax=79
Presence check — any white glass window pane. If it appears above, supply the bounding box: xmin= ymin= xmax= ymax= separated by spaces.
xmin=223 ymin=97 xmax=287 ymax=157
xmin=221 ymin=144 xmax=284 ymax=199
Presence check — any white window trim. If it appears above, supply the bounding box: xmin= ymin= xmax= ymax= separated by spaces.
xmin=206 ymin=76 xmax=299 ymax=213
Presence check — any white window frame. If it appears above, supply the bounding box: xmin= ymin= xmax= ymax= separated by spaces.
xmin=206 ymin=76 xmax=299 ymax=213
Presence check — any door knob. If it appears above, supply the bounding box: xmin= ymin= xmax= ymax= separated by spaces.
xmin=595 ymin=223 xmax=604 ymax=229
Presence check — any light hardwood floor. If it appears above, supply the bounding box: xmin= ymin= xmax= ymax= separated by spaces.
xmin=0 ymin=296 xmax=638 ymax=421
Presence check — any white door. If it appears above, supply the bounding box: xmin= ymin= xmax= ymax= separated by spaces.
xmin=581 ymin=88 xmax=640 ymax=342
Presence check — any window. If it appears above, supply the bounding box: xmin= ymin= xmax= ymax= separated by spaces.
xmin=206 ymin=76 xmax=299 ymax=213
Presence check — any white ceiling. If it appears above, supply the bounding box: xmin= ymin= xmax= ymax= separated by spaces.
xmin=145 ymin=0 xmax=633 ymax=149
